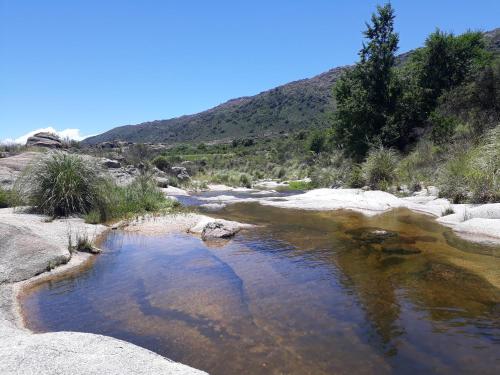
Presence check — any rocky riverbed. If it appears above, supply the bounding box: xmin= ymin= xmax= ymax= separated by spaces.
xmin=0 ymin=208 xmax=252 ymax=374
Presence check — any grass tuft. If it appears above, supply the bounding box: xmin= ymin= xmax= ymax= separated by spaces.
xmin=19 ymin=152 xmax=101 ymax=216
xmin=362 ymin=147 xmax=399 ymax=190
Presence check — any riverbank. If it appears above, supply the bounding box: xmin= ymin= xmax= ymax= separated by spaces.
xmin=1 ymin=185 xmax=499 ymax=373
xmin=0 ymin=208 xmax=214 ymax=375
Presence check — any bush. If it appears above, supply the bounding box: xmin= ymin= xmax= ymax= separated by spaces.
xmin=397 ymin=139 xmax=440 ymax=190
xmin=438 ymin=126 xmax=499 ymax=203
xmin=437 ymin=151 xmax=471 ymax=203
xmin=347 ymin=165 xmax=365 ymax=188
xmin=467 ymin=126 xmax=500 ymax=202
xmin=89 ymin=173 xmax=178 ymax=223
xmin=152 ymin=155 xmax=171 ymax=172
xmin=238 ymin=173 xmax=252 ymax=188
xmin=308 ymin=131 xmax=327 ymax=154
xmin=287 ymin=180 xmax=313 ymax=190
xmin=362 ymin=148 xmax=399 ymax=190
xmin=20 ymin=152 xmax=102 ymax=216
xmin=0 ymin=187 xmax=12 ymax=208
xmin=430 ymin=112 xmax=458 ymax=144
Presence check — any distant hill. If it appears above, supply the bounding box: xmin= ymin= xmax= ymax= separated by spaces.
xmin=82 ymin=28 xmax=500 ymax=146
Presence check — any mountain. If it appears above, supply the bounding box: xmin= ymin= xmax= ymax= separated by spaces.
xmin=82 ymin=28 xmax=500 ymax=146
xmin=83 ymin=66 xmax=346 ymax=145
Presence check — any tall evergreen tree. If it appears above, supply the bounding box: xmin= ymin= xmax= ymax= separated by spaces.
xmin=332 ymin=3 xmax=399 ymax=159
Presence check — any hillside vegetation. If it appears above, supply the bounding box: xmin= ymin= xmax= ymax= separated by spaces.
xmin=82 ymin=25 xmax=499 ymax=147
xmin=113 ymin=4 xmax=497 ymax=205
xmin=79 ymin=4 xmax=499 ymax=205
xmin=82 ymin=67 xmax=343 ymax=145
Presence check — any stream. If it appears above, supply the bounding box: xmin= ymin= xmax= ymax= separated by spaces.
xmin=21 ymin=190 xmax=500 ymax=375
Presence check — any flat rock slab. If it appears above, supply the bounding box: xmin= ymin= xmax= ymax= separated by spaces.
xmin=0 ymin=152 xmax=42 ymax=189
xmin=0 ymin=223 xmax=70 ymax=283
xmin=0 ymin=209 xmax=206 ymax=374
xmin=0 ymin=331 xmax=207 ymax=375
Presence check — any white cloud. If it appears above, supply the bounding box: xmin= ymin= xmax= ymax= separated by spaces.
xmin=1 ymin=127 xmax=92 ymax=145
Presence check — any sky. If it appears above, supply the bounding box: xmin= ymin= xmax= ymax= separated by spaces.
xmin=1 ymin=0 xmax=499 ymax=143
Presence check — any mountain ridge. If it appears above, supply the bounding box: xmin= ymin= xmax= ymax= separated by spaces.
xmin=82 ymin=28 xmax=499 ymax=146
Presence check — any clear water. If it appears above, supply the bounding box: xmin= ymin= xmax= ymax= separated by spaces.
xmin=21 ymin=202 xmax=500 ymax=375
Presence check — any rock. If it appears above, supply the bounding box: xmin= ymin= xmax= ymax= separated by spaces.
xmin=346 ymin=227 xmax=398 ymax=244
xmin=98 ymin=141 xmax=119 ymax=149
xmin=427 ymin=186 xmax=439 ymax=196
xmin=101 ymin=158 xmax=121 ymax=168
xmin=381 ymin=246 xmax=421 ymax=255
xmin=171 ymin=166 xmax=190 ymax=180
xmin=330 ymin=181 xmax=343 ymax=189
xmin=399 ymin=185 xmax=410 ymax=194
xmin=0 ymin=210 xmax=205 ymax=375
xmin=201 ymin=221 xmax=239 ymax=240
xmin=26 ymin=132 xmax=62 ymax=149
xmin=0 ymin=152 xmax=8 ymax=158
xmin=0 ymin=223 xmax=70 ymax=283
xmin=155 ymin=176 xmax=170 ymax=188
xmin=0 ymin=331 xmax=206 ymax=375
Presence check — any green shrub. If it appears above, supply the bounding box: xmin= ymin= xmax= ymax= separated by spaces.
xmin=20 ymin=152 xmax=102 ymax=216
xmin=430 ymin=112 xmax=459 ymax=144
xmin=467 ymin=126 xmax=500 ymax=202
xmin=0 ymin=187 xmax=12 ymax=208
xmin=397 ymin=139 xmax=440 ymax=190
xmin=438 ymin=126 xmax=499 ymax=203
xmin=277 ymin=167 xmax=287 ymax=179
xmin=437 ymin=151 xmax=470 ymax=203
xmin=287 ymin=180 xmax=313 ymax=190
xmin=152 ymin=155 xmax=171 ymax=172
xmin=308 ymin=131 xmax=327 ymax=154
xmin=347 ymin=165 xmax=365 ymax=188
xmin=362 ymin=148 xmax=399 ymax=190
xmin=89 ymin=174 xmax=178 ymax=223
xmin=239 ymin=173 xmax=252 ymax=188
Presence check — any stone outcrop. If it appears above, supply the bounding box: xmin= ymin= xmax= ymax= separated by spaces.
xmin=26 ymin=132 xmax=62 ymax=149
xmin=0 ymin=208 xmax=206 ymax=375
xmin=171 ymin=166 xmax=190 ymax=180
xmin=0 ymin=330 xmax=206 ymax=375
xmin=0 ymin=152 xmax=40 ymax=189
xmin=101 ymin=158 xmax=122 ymax=168
xmin=0 ymin=223 xmax=69 ymax=283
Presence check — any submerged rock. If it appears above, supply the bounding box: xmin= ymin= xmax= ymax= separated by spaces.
xmin=381 ymin=246 xmax=422 ymax=255
xmin=346 ymin=227 xmax=398 ymax=244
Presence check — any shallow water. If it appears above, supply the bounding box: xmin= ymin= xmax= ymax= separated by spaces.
xmin=22 ymin=202 xmax=500 ymax=375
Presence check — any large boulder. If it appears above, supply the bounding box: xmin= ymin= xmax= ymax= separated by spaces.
xmin=101 ymin=158 xmax=121 ymax=169
xmin=26 ymin=132 xmax=62 ymax=149
xmin=171 ymin=166 xmax=190 ymax=180
xmin=155 ymin=176 xmax=170 ymax=188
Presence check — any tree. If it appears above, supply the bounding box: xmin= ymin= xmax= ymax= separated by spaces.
xmin=332 ymin=3 xmax=399 ymax=159
xmin=308 ymin=130 xmax=326 ymax=154
xmin=409 ymin=30 xmax=489 ymax=115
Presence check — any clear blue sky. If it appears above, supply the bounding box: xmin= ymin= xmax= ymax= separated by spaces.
xmin=1 ymin=0 xmax=499 ymax=141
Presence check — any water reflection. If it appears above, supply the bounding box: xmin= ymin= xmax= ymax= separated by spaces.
xmin=22 ymin=205 xmax=500 ymax=375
